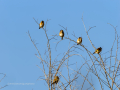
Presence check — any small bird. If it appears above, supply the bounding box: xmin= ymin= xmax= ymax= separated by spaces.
xmin=77 ymin=37 xmax=82 ymax=45
xmin=59 ymin=30 xmax=64 ymax=40
xmin=51 ymin=76 xmax=59 ymax=85
xmin=93 ymin=47 xmax=102 ymax=54
xmin=39 ymin=21 xmax=44 ymax=29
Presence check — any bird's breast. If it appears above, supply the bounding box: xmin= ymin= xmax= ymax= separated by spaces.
xmin=59 ymin=33 xmax=63 ymax=36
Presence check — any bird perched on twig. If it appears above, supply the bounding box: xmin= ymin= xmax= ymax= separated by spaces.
xmin=77 ymin=37 xmax=82 ymax=45
xmin=59 ymin=30 xmax=64 ymax=40
xmin=93 ymin=47 xmax=102 ymax=54
xmin=39 ymin=21 xmax=44 ymax=29
xmin=51 ymin=76 xmax=59 ymax=85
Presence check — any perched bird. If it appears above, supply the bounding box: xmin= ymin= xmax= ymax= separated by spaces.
xmin=77 ymin=37 xmax=82 ymax=45
xmin=59 ymin=30 xmax=64 ymax=40
xmin=39 ymin=21 xmax=44 ymax=29
xmin=52 ymin=76 xmax=59 ymax=85
xmin=93 ymin=47 xmax=102 ymax=54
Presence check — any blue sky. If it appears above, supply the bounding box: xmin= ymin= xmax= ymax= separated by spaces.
xmin=0 ymin=0 xmax=120 ymax=90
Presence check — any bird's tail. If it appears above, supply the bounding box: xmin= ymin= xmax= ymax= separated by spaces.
xmin=61 ymin=37 xmax=63 ymax=40
xmin=39 ymin=27 xmax=40 ymax=29
xmin=51 ymin=82 xmax=55 ymax=86
xmin=93 ymin=52 xmax=95 ymax=54
xmin=77 ymin=43 xmax=79 ymax=45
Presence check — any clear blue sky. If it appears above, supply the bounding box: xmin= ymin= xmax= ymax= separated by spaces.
xmin=0 ymin=0 xmax=120 ymax=90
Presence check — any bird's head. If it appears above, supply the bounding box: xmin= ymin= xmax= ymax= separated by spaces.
xmin=60 ymin=30 xmax=63 ymax=32
xmin=99 ymin=47 xmax=102 ymax=50
xmin=41 ymin=21 xmax=44 ymax=23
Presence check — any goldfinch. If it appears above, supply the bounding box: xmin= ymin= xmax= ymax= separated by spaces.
xmin=93 ymin=47 xmax=102 ymax=54
xmin=59 ymin=30 xmax=64 ymax=40
xmin=39 ymin=21 xmax=44 ymax=29
xmin=52 ymin=76 xmax=59 ymax=85
xmin=77 ymin=37 xmax=82 ymax=45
